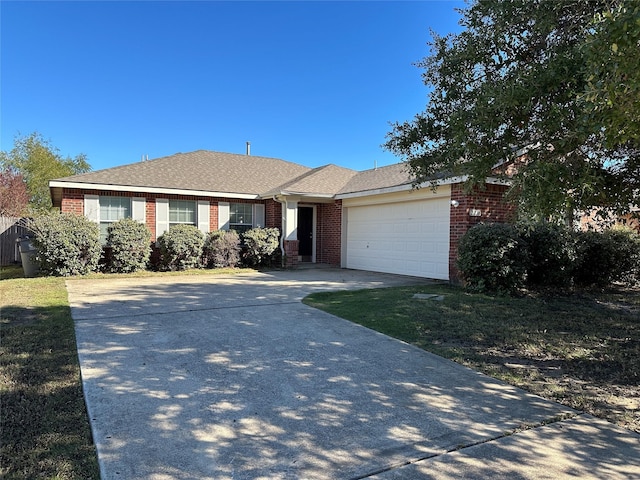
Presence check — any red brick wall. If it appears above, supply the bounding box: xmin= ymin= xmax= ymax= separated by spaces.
xmin=59 ymin=188 xmax=270 ymax=241
xmin=284 ymin=240 xmax=299 ymax=267
xmin=449 ymin=183 xmax=516 ymax=283
xmin=316 ymin=201 xmax=342 ymax=265
xmin=265 ymin=199 xmax=282 ymax=230
xmin=61 ymin=189 xmax=84 ymax=215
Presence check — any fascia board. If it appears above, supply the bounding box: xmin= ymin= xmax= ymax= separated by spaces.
xmin=48 ymin=181 xmax=259 ymax=200
xmin=336 ymin=175 xmax=511 ymax=200
xmin=336 ymin=176 xmax=465 ymax=200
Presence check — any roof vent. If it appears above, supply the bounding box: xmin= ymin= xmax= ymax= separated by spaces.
xmin=246 ymin=141 xmax=251 ymax=156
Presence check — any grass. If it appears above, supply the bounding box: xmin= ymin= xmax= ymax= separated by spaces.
xmin=0 ymin=265 xmax=100 ymax=479
xmin=0 ymin=263 xmax=255 ymax=479
xmin=303 ymin=284 xmax=640 ymax=434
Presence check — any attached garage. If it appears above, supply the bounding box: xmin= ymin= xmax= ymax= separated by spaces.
xmin=341 ymin=186 xmax=451 ymax=280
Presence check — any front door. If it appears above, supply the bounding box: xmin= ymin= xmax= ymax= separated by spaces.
xmin=298 ymin=206 xmax=313 ymax=262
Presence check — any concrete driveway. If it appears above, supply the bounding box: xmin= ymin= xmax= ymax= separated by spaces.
xmin=66 ymin=268 xmax=640 ymax=479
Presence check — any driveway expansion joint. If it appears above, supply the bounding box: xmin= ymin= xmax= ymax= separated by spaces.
xmin=73 ymin=300 xmax=303 ymax=321
xmin=349 ymin=412 xmax=583 ymax=480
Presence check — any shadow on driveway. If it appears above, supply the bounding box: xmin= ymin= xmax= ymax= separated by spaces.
xmin=66 ymin=269 xmax=639 ymax=479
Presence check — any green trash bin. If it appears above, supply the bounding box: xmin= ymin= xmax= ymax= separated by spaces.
xmin=18 ymin=237 xmax=40 ymax=278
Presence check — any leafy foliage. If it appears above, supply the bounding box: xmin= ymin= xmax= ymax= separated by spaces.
xmin=0 ymin=168 xmax=29 ymax=217
xmin=105 ymin=218 xmax=152 ymax=273
xmin=242 ymin=227 xmax=280 ymax=267
xmin=27 ymin=213 xmax=102 ymax=276
xmin=157 ymin=224 xmax=204 ymax=271
xmin=458 ymin=222 xmax=639 ymax=293
xmin=202 ymin=230 xmax=241 ymax=268
xmin=518 ymin=223 xmax=576 ymax=287
xmin=384 ymin=0 xmax=639 ymax=222
xmin=572 ymin=228 xmax=640 ymax=287
xmin=457 ymin=223 xmax=529 ymax=294
xmin=583 ymin=1 xmax=640 ymax=148
xmin=0 ymin=132 xmax=90 ymax=213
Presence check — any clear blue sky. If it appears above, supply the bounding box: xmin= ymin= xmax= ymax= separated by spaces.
xmin=1 ymin=1 xmax=464 ymax=173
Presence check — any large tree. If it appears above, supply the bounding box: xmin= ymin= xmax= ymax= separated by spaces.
xmin=384 ymin=0 xmax=639 ymax=223
xmin=0 ymin=132 xmax=91 ymax=213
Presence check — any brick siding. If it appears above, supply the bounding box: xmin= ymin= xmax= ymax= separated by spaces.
xmin=59 ymin=188 xmax=270 ymax=241
xmin=316 ymin=201 xmax=342 ymax=265
xmin=449 ymin=183 xmax=516 ymax=283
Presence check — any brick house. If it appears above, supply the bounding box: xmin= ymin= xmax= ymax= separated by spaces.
xmin=49 ymin=150 xmax=514 ymax=281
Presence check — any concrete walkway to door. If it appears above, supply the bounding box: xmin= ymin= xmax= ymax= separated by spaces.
xmin=66 ymin=268 xmax=640 ymax=480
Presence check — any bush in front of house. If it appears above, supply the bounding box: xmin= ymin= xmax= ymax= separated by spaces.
xmin=106 ymin=218 xmax=152 ymax=273
xmin=519 ymin=222 xmax=576 ymax=288
xmin=572 ymin=228 xmax=640 ymax=287
xmin=28 ymin=212 xmax=102 ymax=276
xmin=202 ymin=229 xmax=241 ymax=268
xmin=457 ymin=223 xmax=529 ymax=294
xmin=242 ymin=227 xmax=280 ymax=267
xmin=157 ymin=224 xmax=204 ymax=271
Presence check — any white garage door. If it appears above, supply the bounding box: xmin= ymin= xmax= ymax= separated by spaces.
xmin=345 ymin=197 xmax=450 ymax=279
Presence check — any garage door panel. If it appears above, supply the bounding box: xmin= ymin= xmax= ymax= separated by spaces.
xmin=346 ymin=198 xmax=450 ymax=280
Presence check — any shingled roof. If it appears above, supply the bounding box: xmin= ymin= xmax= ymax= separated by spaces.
xmin=51 ymin=150 xmax=420 ymax=202
xmin=338 ymin=163 xmax=413 ymax=194
xmin=52 ymin=150 xmax=312 ymax=196
xmin=263 ymin=164 xmax=359 ymax=197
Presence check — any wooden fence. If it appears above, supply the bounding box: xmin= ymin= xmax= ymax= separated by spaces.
xmin=0 ymin=217 xmax=29 ymax=266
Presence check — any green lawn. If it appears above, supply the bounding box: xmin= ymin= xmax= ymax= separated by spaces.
xmin=304 ymin=284 xmax=640 ymax=434
xmin=0 ymin=265 xmax=100 ymax=480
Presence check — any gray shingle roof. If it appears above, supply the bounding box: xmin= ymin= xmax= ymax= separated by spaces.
xmin=264 ymin=164 xmax=359 ymax=197
xmin=52 ymin=149 xmax=416 ymax=198
xmin=53 ymin=150 xmax=312 ymax=195
xmin=338 ymin=163 xmax=413 ymax=194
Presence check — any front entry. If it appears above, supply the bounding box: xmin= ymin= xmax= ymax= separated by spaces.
xmin=297 ymin=206 xmax=314 ymax=262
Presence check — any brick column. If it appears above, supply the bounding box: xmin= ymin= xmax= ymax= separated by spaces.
xmin=284 ymin=240 xmax=299 ymax=267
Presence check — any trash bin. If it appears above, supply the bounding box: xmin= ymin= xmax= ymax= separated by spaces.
xmin=18 ymin=236 xmax=40 ymax=278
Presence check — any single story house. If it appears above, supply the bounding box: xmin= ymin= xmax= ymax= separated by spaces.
xmin=49 ymin=149 xmax=514 ymax=281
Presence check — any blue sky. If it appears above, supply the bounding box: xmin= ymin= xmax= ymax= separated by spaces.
xmin=1 ymin=1 xmax=464 ymax=173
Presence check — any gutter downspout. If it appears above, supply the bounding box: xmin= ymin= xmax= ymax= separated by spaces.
xmin=273 ymin=195 xmax=286 ymax=267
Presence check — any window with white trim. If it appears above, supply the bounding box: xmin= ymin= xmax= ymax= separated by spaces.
xmin=229 ymin=203 xmax=253 ymax=235
xmin=169 ymin=200 xmax=196 ymax=227
xmin=99 ymin=196 xmax=131 ymax=242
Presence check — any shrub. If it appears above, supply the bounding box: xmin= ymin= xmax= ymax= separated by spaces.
xmin=106 ymin=218 xmax=152 ymax=273
xmin=457 ymin=223 xmax=529 ymax=294
xmin=202 ymin=230 xmax=241 ymax=268
xmin=28 ymin=213 xmax=102 ymax=276
xmin=242 ymin=227 xmax=280 ymax=267
xmin=573 ymin=228 xmax=640 ymax=287
xmin=519 ymin=222 xmax=576 ymax=287
xmin=157 ymin=224 xmax=204 ymax=271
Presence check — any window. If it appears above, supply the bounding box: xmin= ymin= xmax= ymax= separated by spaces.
xmin=169 ymin=200 xmax=196 ymax=226
xmin=99 ymin=196 xmax=131 ymax=242
xmin=229 ymin=203 xmax=253 ymax=235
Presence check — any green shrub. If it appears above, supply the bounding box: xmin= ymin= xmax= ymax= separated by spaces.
xmin=519 ymin=222 xmax=576 ymax=287
xmin=157 ymin=224 xmax=204 ymax=271
xmin=28 ymin=213 xmax=102 ymax=276
xmin=457 ymin=223 xmax=529 ymax=294
xmin=573 ymin=228 xmax=640 ymax=287
xmin=202 ymin=230 xmax=241 ymax=268
xmin=106 ymin=218 xmax=152 ymax=273
xmin=242 ymin=227 xmax=280 ymax=267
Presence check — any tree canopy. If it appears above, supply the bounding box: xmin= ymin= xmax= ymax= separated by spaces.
xmin=0 ymin=169 xmax=29 ymax=217
xmin=0 ymin=132 xmax=91 ymax=214
xmin=384 ymin=0 xmax=639 ymax=223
